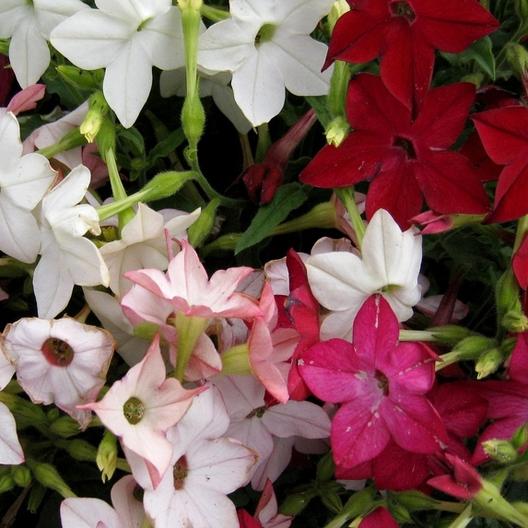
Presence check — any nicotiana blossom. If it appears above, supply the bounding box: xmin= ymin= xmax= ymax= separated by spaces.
xmin=299 ymin=295 xmax=446 ymax=469
xmin=306 ymin=208 xmax=422 ymax=339
xmin=214 ymin=375 xmax=330 ymax=490
xmin=0 ymin=346 xmax=24 ymax=465
xmin=61 ymin=475 xmax=145 ymax=528
xmin=0 ymin=111 xmax=55 ymax=263
xmin=83 ymin=335 xmax=201 ymax=482
xmin=199 ymin=0 xmax=335 ymax=126
xmin=1 ymin=317 xmax=114 ymax=427
xmin=34 ymin=164 xmax=109 ymax=319
xmin=0 ymin=0 xmax=88 ymax=87
xmin=143 ymin=387 xmax=257 ymax=528
xmin=100 ymin=202 xmax=200 ymax=297
xmin=51 ymin=0 xmax=185 ymax=128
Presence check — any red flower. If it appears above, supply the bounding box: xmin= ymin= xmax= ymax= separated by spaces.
xmin=359 ymin=507 xmax=399 ymax=528
xmin=326 ymin=0 xmax=498 ymax=110
xmin=514 ymin=237 xmax=528 ymax=290
xmin=301 ymin=74 xmax=489 ymax=227
xmin=428 ymin=454 xmax=482 ymax=500
xmin=473 ymin=105 xmax=528 ymax=222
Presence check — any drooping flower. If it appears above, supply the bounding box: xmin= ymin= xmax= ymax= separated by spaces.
xmin=306 ymin=208 xmax=422 ymax=339
xmin=198 ymin=0 xmax=334 ymax=126
xmin=325 ymin=0 xmax=498 ymax=110
xmin=6 ymin=84 xmax=46 ymax=115
xmin=142 ymin=387 xmax=257 ymax=528
xmin=33 ymin=164 xmax=109 ymax=318
xmin=300 ymin=74 xmax=489 ymax=228
xmin=0 ymin=0 xmax=88 ymax=87
xmin=0 ymin=111 xmax=56 ymax=263
xmin=473 ymin=105 xmax=528 ymax=222
xmin=299 ymin=295 xmax=445 ymax=469
xmin=51 ymin=0 xmax=185 ymax=127
xmin=1 ymin=317 xmax=114 ymax=427
xmin=83 ymin=335 xmax=201 ymax=481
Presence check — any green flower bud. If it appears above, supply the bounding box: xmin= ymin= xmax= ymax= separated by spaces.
xmin=325 ymin=116 xmax=351 ymax=147
xmin=188 ymin=198 xmax=220 ymax=248
xmin=0 ymin=474 xmax=15 ymax=494
xmin=392 ymin=490 xmax=445 ymax=512
xmin=461 ymin=72 xmax=485 ymax=87
xmin=483 ymin=439 xmax=519 ymax=464
xmin=321 ymin=490 xmax=343 ymax=514
xmin=496 ymin=270 xmax=527 ymax=332
xmin=49 ymin=416 xmax=81 ymax=438
xmin=58 ymin=438 xmax=97 ymax=463
xmin=80 ymin=91 xmax=109 ymax=143
xmin=506 ymin=43 xmax=528 ymax=78
xmin=26 ymin=460 xmax=75 ymax=498
xmin=11 ymin=465 xmax=32 ymax=488
xmin=316 ymin=452 xmax=335 ymax=482
xmin=475 ymin=348 xmax=503 ymax=379
xmin=516 ymin=0 xmax=528 ymax=20
xmin=181 ymin=92 xmax=205 ymax=148
xmin=95 ymin=118 xmax=116 ymax=161
xmin=429 ymin=325 xmax=476 ymax=346
xmin=327 ymin=0 xmax=350 ymax=32
xmin=512 ymin=424 xmax=528 ymax=449
xmin=142 ymin=171 xmax=196 ymax=202
xmin=97 ymin=430 xmax=118 ymax=483
xmin=280 ymin=490 xmax=317 ymax=516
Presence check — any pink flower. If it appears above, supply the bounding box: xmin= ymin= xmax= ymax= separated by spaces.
xmin=299 ymin=295 xmax=445 ymax=469
xmin=359 ymin=507 xmax=399 ymax=528
xmin=82 ymin=335 xmax=201 ymax=481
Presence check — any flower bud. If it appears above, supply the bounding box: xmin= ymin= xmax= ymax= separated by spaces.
xmin=142 ymin=171 xmax=196 ymax=202
xmin=0 ymin=474 xmax=15 ymax=494
xmin=512 ymin=424 xmax=528 ymax=450
xmin=475 ymin=347 xmax=503 ymax=379
xmin=49 ymin=416 xmax=81 ymax=438
xmin=321 ymin=488 xmax=343 ymax=514
xmin=80 ymin=91 xmax=109 ymax=143
xmin=188 ymin=199 xmax=219 ymax=247
xmin=326 ymin=116 xmax=350 ymax=147
xmin=181 ymin=92 xmax=205 ymax=148
xmin=316 ymin=452 xmax=335 ymax=482
xmin=453 ymin=336 xmax=497 ymax=357
xmin=516 ymin=0 xmax=528 ymax=19
xmin=97 ymin=430 xmax=118 ymax=482
xmin=96 ymin=118 xmax=116 ymax=161
xmin=506 ymin=43 xmax=528 ymax=78
xmin=429 ymin=325 xmax=475 ymax=345
xmin=280 ymin=490 xmax=317 ymax=516
xmin=59 ymin=438 xmax=97 ymax=463
xmin=26 ymin=460 xmax=75 ymax=498
xmin=11 ymin=465 xmax=32 ymax=488
xmin=393 ymin=490 xmax=445 ymax=512
xmin=483 ymin=439 xmax=519 ymax=464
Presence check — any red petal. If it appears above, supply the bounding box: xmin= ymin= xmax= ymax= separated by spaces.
xmin=237 ymin=510 xmax=262 ymax=528
xmin=413 ymin=83 xmax=475 ymax=148
xmin=489 ymin=157 xmax=528 ymax=223
xmin=359 ymin=507 xmax=399 ymax=528
xmin=365 ymin=160 xmax=423 ymax=229
xmin=508 ymin=332 xmax=528 ymax=384
xmin=473 ymin=106 xmax=528 ymax=165
xmin=299 ymin=131 xmax=393 ymax=188
xmin=414 ymin=0 xmax=499 ymax=52
xmin=414 ymin=151 xmax=489 ymax=215
xmin=381 ymin=21 xmax=435 ymax=110
xmin=331 ymin=396 xmax=391 ymax=468
xmin=514 ymin=237 xmax=528 ymax=290
xmin=460 ymin=132 xmax=501 ymax=182
xmin=472 ymin=417 xmax=522 ymax=465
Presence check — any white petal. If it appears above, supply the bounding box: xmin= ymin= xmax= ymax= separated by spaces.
xmin=0 ymin=153 xmax=55 ymax=210
xmin=103 ymin=37 xmax=152 ymax=128
xmin=33 ymin=0 xmax=89 ymax=38
xmin=51 ymin=10 xmax=132 ymax=70
xmin=138 ymin=6 xmax=184 ymax=70
xmin=96 ymin=0 xmax=171 ymax=24
xmin=227 ymin=417 xmax=274 ymax=463
xmin=231 ymin=45 xmax=285 ymax=126
xmin=273 ymin=0 xmax=335 ymax=33
xmin=213 ymin=375 xmax=265 ymax=420
xmin=211 ymin=83 xmax=253 ymax=134
xmin=42 ymin=165 xmax=91 ymax=216
xmin=110 ymin=475 xmax=145 ymax=527
xmin=251 ymin=437 xmax=294 ymax=491
xmin=0 ymin=111 xmax=23 ymax=169
xmin=230 ymin=0 xmax=277 ymax=22
xmin=159 ymin=68 xmax=186 ymax=98
xmin=0 ymin=194 xmax=40 ymax=263
xmin=0 ymin=2 xmax=30 ymax=38
xmin=9 ymin=18 xmax=50 ymax=87
xmin=0 ymin=348 xmax=15 ymax=391
xmin=268 ymin=36 xmax=331 ymax=96
xmin=60 ymin=498 xmax=120 ymax=528
xmin=320 ymin=308 xmax=357 ymax=341
xmin=0 ymin=403 xmax=23 ymax=465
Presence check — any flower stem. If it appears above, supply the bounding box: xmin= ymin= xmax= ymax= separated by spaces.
xmin=200 ymin=4 xmax=229 ymax=21
xmin=399 ymin=329 xmax=439 ymax=342
xmin=335 ymin=187 xmax=365 ymax=247
xmin=105 ymin=147 xmax=134 ymax=230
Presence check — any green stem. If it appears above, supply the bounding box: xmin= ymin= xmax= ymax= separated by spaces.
xmin=37 ymin=129 xmax=86 ymax=159
xmin=399 ymin=330 xmax=439 ymax=342
xmin=97 ymin=188 xmax=149 ymax=221
xmin=105 ymin=147 xmax=135 ymax=229
xmin=200 ymin=4 xmax=230 ymax=22
xmin=335 ymin=187 xmax=365 ymax=247
xmin=513 ymin=215 xmax=528 ymax=254
xmin=446 ymin=504 xmax=473 ymax=528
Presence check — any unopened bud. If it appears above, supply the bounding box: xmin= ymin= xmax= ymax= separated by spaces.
xmin=181 ymin=92 xmax=205 ymax=147
xmin=316 ymin=452 xmax=335 ymax=482
xmin=475 ymin=347 xmax=503 ymax=379
xmin=327 ymin=0 xmax=350 ymax=32
xmin=26 ymin=460 xmax=75 ymax=498
xmin=506 ymin=43 xmax=528 ymax=78
xmin=512 ymin=424 xmax=528 ymax=450
xmin=49 ymin=416 xmax=81 ymax=438
xmin=188 ymin=199 xmax=219 ymax=247
xmin=96 ymin=118 xmax=116 ymax=161
xmin=142 ymin=171 xmax=196 ymax=202
xmin=516 ymin=0 xmax=528 ymax=19
xmin=429 ymin=325 xmax=475 ymax=346
xmin=280 ymin=490 xmax=317 ymax=516
xmin=80 ymin=91 xmax=109 ymax=142
xmin=97 ymin=430 xmax=118 ymax=482
xmin=321 ymin=490 xmax=343 ymax=514
xmin=461 ymin=72 xmax=485 ymax=87
xmin=325 ymin=116 xmax=350 ymax=147
xmin=58 ymin=438 xmax=97 ymax=463
xmin=453 ymin=336 xmax=497 ymax=357
xmin=11 ymin=465 xmax=32 ymax=488
xmin=0 ymin=474 xmax=15 ymax=493
xmin=483 ymin=439 xmax=518 ymax=464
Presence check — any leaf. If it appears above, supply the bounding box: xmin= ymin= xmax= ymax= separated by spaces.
xmin=235 ymin=183 xmax=307 ymax=254
xmin=442 ymin=37 xmax=496 ymax=80
xmin=146 ymin=128 xmax=185 ymax=166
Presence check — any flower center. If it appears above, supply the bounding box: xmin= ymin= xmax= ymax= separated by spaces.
xmin=393 ymin=136 xmax=417 ymax=159
xmin=137 ymin=17 xmax=152 ymax=31
xmin=173 ymin=456 xmax=188 ymax=490
xmin=41 ymin=338 xmax=74 ymax=367
xmin=375 ymin=370 xmax=389 ymax=396
xmin=390 ymin=1 xmax=416 ymax=22
xmin=123 ymin=396 xmax=146 ymax=425
xmin=255 ymin=23 xmax=277 ymax=46
xmin=246 ymin=406 xmax=267 ymax=419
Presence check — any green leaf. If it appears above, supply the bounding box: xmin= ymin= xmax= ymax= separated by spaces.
xmin=235 ymin=183 xmax=307 ymax=254
xmin=443 ymin=37 xmax=496 ymax=80
xmin=146 ymin=128 xmax=185 ymax=166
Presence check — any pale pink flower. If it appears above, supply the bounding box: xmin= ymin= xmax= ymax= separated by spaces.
xmin=143 ymin=387 xmax=257 ymax=528
xmin=2 ymin=317 xmax=114 ymax=427
xmin=255 ymin=480 xmax=293 ymax=528
xmin=82 ymin=335 xmax=201 ymax=481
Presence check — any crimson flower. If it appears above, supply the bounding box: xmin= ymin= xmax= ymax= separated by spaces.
xmin=473 ymin=105 xmax=528 ymax=222
xmin=0 ymin=56 xmax=14 ymax=107
xmin=301 ymin=74 xmax=489 ymax=227
xmin=428 ymin=454 xmax=482 ymax=500
xmin=299 ymin=294 xmax=445 ymax=469
xmin=326 ymin=0 xmax=498 ymax=110
xmin=359 ymin=507 xmax=399 ymax=528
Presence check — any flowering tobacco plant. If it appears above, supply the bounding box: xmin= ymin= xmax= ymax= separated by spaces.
xmin=3 ymin=0 xmax=528 ymax=526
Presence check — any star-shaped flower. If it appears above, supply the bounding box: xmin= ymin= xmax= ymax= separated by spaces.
xmin=198 ymin=0 xmax=335 ymax=126
xmin=51 ymin=0 xmax=185 ymax=127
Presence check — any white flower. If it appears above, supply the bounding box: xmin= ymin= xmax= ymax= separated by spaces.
xmin=198 ymin=0 xmax=335 ymax=126
xmin=0 ymin=0 xmax=87 ymax=87
xmin=2 ymin=317 xmax=114 ymax=427
xmin=33 ymin=165 xmax=109 ymax=319
xmin=100 ymin=203 xmax=200 ymax=297
xmin=51 ymin=0 xmax=185 ymax=128
xmin=0 ymin=111 xmax=55 ymax=263
xmin=307 ymin=209 xmax=423 ymax=340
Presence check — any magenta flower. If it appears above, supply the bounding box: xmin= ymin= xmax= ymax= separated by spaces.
xmin=299 ymin=295 xmax=445 ymax=468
